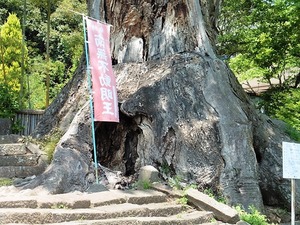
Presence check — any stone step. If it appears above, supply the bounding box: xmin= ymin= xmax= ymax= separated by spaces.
xmin=0 ymin=202 xmax=191 ymax=224
xmin=0 ymin=189 xmax=168 ymax=209
xmin=0 ymin=163 xmax=48 ymax=179
xmin=0 ymin=143 xmax=27 ymax=156
xmin=0 ymin=135 xmax=23 ymax=144
xmin=0 ymin=188 xmax=242 ymax=225
xmin=186 ymin=189 xmax=239 ymax=223
xmin=44 ymin=211 xmax=214 ymax=225
xmin=0 ymin=154 xmax=39 ymax=166
xmin=0 ymin=142 xmax=48 ymax=178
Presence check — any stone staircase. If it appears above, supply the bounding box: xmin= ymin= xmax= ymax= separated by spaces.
xmin=0 ymin=188 xmax=240 ymax=225
xmin=0 ymin=135 xmax=48 ymax=179
xmin=0 ymin=135 xmax=242 ymax=225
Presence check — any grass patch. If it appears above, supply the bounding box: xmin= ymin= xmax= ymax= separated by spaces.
xmin=203 ymin=187 xmax=227 ymax=204
xmin=51 ymin=203 xmax=69 ymax=209
xmin=177 ymin=195 xmax=188 ymax=205
xmin=132 ymin=180 xmax=152 ymax=190
xmin=168 ymin=175 xmax=183 ymax=190
xmin=141 ymin=180 xmax=152 ymax=189
xmin=41 ymin=129 xmax=63 ymax=163
xmin=176 ymin=183 xmax=198 ymax=206
xmin=0 ymin=178 xmax=13 ymax=186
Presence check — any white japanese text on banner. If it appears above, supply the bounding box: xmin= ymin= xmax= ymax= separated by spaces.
xmin=86 ymin=18 xmax=119 ymax=122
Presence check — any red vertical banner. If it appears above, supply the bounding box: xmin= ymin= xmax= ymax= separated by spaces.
xmin=86 ymin=18 xmax=119 ymax=122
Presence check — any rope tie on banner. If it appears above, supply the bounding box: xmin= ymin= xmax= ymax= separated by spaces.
xmin=63 ymin=8 xmax=112 ymax=26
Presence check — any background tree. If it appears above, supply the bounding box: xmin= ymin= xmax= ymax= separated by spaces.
xmin=0 ymin=13 xmax=28 ymax=115
xmin=218 ymin=0 xmax=300 ymax=138
xmin=0 ymin=84 xmax=19 ymax=118
xmin=0 ymin=0 xmax=86 ymax=109
xmin=29 ymin=0 xmax=61 ymax=107
xmin=218 ymin=0 xmax=300 ymax=86
xmin=28 ymin=0 xmax=85 ymax=107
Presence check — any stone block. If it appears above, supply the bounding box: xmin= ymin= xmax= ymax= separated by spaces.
xmin=0 ymin=158 xmax=48 ymax=178
xmin=0 ymin=143 xmax=26 ymax=156
xmin=0 ymin=135 xmax=23 ymax=144
xmin=186 ymin=188 xmax=240 ymax=223
xmin=0 ymin=154 xmax=39 ymax=166
xmin=0 ymin=200 xmax=38 ymax=208
xmin=138 ymin=165 xmax=160 ymax=183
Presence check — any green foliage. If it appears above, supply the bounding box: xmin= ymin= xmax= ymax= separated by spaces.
xmin=228 ymin=54 xmax=269 ymax=82
xmin=218 ymin=0 xmax=300 ymax=85
xmin=11 ymin=118 xmax=24 ymax=134
xmin=0 ymin=13 xmax=28 ymax=110
xmin=203 ymin=188 xmax=215 ymax=198
xmin=260 ymin=88 xmax=300 ymax=140
xmin=48 ymin=60 xmax=67 ymax=98
xmin=274 ymin=89 xmax=300 ymax=131
xmin=132 ymin=180 xmax=152 ymax=190
xmin=284 ymin=124 xmax=300 ymax=142
xmin=0 ymin=177 xmax=13 ymax=186
xmin=168 ymin=175 xmax=183 ymax=190
xmin=176 ymin=184 xmax=198 ymax=206
xmin=159 ymin=161 xmax=172 ymax=177
xmin=1 ymin=0 xmax=86 ymax=109
xmin=26 ymin=56 xmax=68 ymax=108
xmin=0 ymin=0 xmax=24 ymax=24
xmin=177 ymin=195 xmax=188 ymax=205
xmin=42 ymin=129 xmax=62 ymax=162
xmin=236 ymin=205 xmax=269 ymax=225
xmin=0 ymin=83 xmax=19 ymax=118
xmin=27 ymin=57 xmax=46 ymax=109
xmin=141 ymin=180 xmax=152 ymax=189
xmin=219 ymin=0 xmax=300 ymax=140
xmin=51 ymin=203 xmax=69 ymax=209
xmin=29 ymin=0 xmax=61 ymax=11
xmin=203 ymin=187 xmax=227 ymax=204
xmin=45 ymin=0 xmax=86 ymax=105
xmin=210 ymin=218 xmax=217 ymax=223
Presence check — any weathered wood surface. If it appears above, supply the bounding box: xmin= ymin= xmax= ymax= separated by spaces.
xmin=103 ymin=0 xmax=216 ymax=63
xmin=15 ymin=110 xmax=44 ymax=136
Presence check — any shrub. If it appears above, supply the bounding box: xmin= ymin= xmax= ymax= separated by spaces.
xmin=0 ymin=84 xmax=19 ymax=118
xmin=177 ymin=195 xmax=188 ymax=205
xmin=141 ymin=180 xmax=152 ymax=189
xmin=260 ymin=88 xmax=300 ymax=141
xmin=236 ymin=205 xmax=269 ymax=225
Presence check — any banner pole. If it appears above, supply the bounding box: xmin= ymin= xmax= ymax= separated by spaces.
xmin=82 ymin=16 xmax=99 ymax=184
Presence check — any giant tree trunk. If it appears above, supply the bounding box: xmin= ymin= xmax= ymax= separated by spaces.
xmin=28 ymin=0 xmax=299 ymax=213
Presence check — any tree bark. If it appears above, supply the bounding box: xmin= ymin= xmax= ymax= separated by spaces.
xmin=28 ymin=0 xmax=299 ymax=214
xmin=102 ymin=0 xmax=216 ymax=63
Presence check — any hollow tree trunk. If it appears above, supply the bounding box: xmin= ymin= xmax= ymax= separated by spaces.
xmin=28 ymin=0 xmax=299 ymax=213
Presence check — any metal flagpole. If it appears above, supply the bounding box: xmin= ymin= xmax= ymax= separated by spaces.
xmin=82 ymin=15 xmax=99 ymax=184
